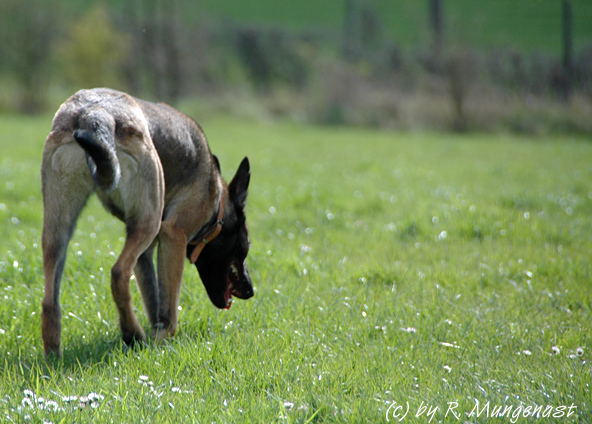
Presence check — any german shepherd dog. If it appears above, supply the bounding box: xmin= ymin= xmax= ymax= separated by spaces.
xmin=41 ymin=88 xmax=254 ymax=357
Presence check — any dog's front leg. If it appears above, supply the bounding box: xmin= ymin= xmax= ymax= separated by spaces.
xmin=154 ymin=220 xmax=188 ymax=341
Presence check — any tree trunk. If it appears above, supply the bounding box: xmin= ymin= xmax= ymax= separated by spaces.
xmin=561 ymin=0 xmax=573 ymax=100
xmin=343 ymin=0 xmax=360 ymax=61
xmin=430 ymin=0 xmax=443 ymax=60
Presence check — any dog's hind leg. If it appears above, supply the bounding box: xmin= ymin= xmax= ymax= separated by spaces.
xmin=108 ymin=147 xmax=164 ymax=347
xmin=133 ymin=242 xmax=160 ymax=328
xmin=41 ymin=140 xmax=94 ymax=357
xmin=111 ymin=227 xmax=159 ymax=346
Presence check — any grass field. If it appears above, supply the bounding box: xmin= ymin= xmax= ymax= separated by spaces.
xmin=0 ymin=112 xmax=591 ymax=423
xmin=196 ymin=0 xmax=592 ymax=53
xmin=63 ymin=0 xmax=592 ymax=53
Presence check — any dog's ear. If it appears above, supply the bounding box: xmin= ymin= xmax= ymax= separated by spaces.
xmin=229 ymin=157 xmax=250 ymax=209
xmin=212 ymin=155 xmax=221 ymax=172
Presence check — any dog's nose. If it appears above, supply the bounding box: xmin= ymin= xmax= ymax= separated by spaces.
xmin=242 ymin=284 xmax=254 ymax=298
xmin=242 ymin=262 xmax=254 ymax=298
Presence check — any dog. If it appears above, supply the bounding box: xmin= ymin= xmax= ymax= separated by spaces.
xmin=41 ymin=88 xmax=254 ymax=357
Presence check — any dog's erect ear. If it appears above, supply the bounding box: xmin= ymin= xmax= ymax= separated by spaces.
xmin=212 ymin=155 xmax=221 ymax=172
xmin=228 ymin=157 xmax=250 ymax=209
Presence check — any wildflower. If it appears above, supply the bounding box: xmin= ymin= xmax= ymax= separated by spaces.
xmin=551 ymin=346 xmax=560 ymax=355
xmin=44 ymin=400 xmax=60 ymax=412
xmin=576 ymin=347 xmax=584 ymax=357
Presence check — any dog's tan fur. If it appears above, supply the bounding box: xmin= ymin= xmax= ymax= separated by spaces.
xmin=41 ymin=88 xmax=251 ymax=357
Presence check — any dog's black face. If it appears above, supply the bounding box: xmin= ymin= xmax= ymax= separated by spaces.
xmin=194 ymin=157 xmax=254 ymax=309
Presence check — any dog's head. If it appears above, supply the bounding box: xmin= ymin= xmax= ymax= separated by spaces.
xmin=192 ymin=157 xmax=254 ymax=309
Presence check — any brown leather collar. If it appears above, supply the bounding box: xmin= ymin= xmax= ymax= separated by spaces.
xmin=188 ymin=195 xmax=225 ymax=264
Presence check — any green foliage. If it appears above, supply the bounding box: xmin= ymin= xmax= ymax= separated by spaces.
xmin=0 ymin=0 xmax=63 ymax=112
xmin=2 ymin=0 xmax=592 ymax=134
xmin=197 ymin=0 xmax=592 ymax=53
xmin=57 ymin=5 xmax=130 ymax=90
xmin=234 ymin=26 xmax=311 ymax=92
xmin=0 ymin=113 xmax=591 ymax=422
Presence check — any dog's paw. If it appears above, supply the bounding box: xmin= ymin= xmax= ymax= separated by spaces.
xmin=121 ymin=326 xmax=146 ymax=348
xmin=150 ymin=325 xmax=171 ymax=343
xmin=43 ymin=346 xmax=62 ymax=360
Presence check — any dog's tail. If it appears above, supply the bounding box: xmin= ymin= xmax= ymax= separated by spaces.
xmin=73 ymin=114 xmax=121 ymax=193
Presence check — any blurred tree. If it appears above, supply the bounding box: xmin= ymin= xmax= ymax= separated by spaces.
xmin=429 ymin=0 xmax=443 ymax=64
xmin=360 ymin=5 xmax=382 ymax=52
xmin=448 ymin=49 xmax=474 ymax=132
xmin=122 ymin=0 xmax=144 ymax=95
xmin=0 ymin=0 xmax=61 ymax=113
xmin=121 ymin=0 xmax=182 ymax=103
xmin=561 ymin=0 xmax=573 ymax=100
xmin=343 ymin=0 xmax=383 ymax=61
xmin=236 ymin=27 xmax=272 ymax=92
xmin=343 ymin=0 xmax=361 ymax=61
xmin=148 ymin=0 xmax=181 ymax=103
xmin=57 ymin=5 xmax=130 ymax=90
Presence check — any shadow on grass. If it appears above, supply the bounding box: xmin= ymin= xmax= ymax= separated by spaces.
xmin=5 ymin=318 xmax=223 ymax=381
xmin=5 ymin=334 xmax=139 ymax=379
xmin=54 ymin=336 xmax=128 ymax=368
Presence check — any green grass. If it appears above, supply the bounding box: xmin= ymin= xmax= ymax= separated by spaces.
xmin=57 ymin=0 xmax=592 ymax=53
xmin=0 ymin=112 xmax=591 ymax=423
xmin=195 ymin=0 xmax=592 ymax=53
